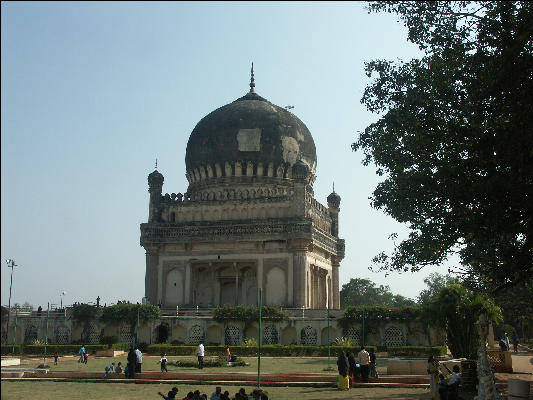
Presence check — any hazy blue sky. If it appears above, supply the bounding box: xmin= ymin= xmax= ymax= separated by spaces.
xmin=1 ymin=1 xmax=454 ymax=308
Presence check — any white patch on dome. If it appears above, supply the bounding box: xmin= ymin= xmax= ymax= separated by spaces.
xmin=295 ymin=130 xmax=304 ymax=142
xmin=282 ymin=136 xmax=300 ymax=164
xmin=237 ymin=129 xmax=262 ymax=151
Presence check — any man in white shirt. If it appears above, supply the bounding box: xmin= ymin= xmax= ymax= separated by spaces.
xmin=447 ymin=365 xmax=461 ymax=400
xmin=135 ymin=347 xmax=143 ymax=373
xmin=197 ymin=342 xmax=205 ymax=369
xmin=358 ymin=346 xmax=370 ymax=382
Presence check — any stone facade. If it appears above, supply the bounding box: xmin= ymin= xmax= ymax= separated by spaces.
xmin=3 ymin=309 xmax=444 ymax=347
xmin=140 ymin=80 xmax=345 ymax=309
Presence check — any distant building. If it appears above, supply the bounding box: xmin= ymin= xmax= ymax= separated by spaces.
xmin=140 ymin=69 xmax=344 ymax=309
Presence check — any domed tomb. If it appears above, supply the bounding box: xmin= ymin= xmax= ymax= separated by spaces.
xmin=185 ymin=91 xmax=316 ymax=187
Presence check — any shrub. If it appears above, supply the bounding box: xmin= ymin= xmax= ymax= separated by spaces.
xmin=1 ymin=344 xmax=22 ymax=355
xmin=333 ymin=337 xmax=353 ymax=347
xmin=387 ymin=346 xmax=447 ymax=357
xmin=101 ymin=336 xmax=118 ymax=349
xmin=243 ymin=338 xmax=257 ymax=347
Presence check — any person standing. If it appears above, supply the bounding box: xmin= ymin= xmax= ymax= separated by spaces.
xmin=358 ymin=346 xmax=370 ymax=383
xmin=369 ymin=348 xmax=379 ymax=378
xmin=336 ymin=350 xmax=349 ymax=390
xmin=226 ymin=347 xmax=231 ymax=362
xmin=427 ymin=355 xmax=440 ymax=399
xmin=160 ymin=353 xmax=168 ymax=372
xmin=127 ymin=346 xmax=137 ymax=379
xmin=512 ymin=333 xmax=519 ymax=352
xmin=135 ymin=347 xmax=143 ymax=373
xmin=197 ymin=342 xmax=205 ymax=369
xmin=54 ymin=351 xmax=59 ymax=366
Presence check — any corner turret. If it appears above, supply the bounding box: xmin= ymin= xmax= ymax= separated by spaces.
xmin=148 ymin=169 xmax=164 ymax=222
xmin=327 ymin=187 xmax=341 ymax=237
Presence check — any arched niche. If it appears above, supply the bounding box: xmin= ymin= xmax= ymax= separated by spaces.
xmin=165 ymin=268 xmax=184 ymax=306
xmin=265 ymin=266 xmax=286 ymax=305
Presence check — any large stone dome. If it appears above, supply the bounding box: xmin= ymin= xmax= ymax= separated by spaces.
xmin=185 ymin=90 xmax=317 ymax=184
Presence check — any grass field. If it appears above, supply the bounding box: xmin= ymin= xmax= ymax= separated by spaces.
xmin=0 ymin=381 xmax=431 ymax=400
xmin=8 ymin=355 xmax=389 ymax=375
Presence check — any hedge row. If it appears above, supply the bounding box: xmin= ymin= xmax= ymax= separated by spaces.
xmin=1 ymin=343 xmax=446 ymax=357
xmin=1 ymin=343 xmax=130 ymax=355
xmin=147 ymin=344 xmax=446 ymax=357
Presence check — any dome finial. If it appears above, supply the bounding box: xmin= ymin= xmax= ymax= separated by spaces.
xmin=155 ymin=158 xmax=158 ymax=170
xmin=249 ymin=62 xmax=255 ymax=93
xmin=333 ymin=182 xmax=335 ymax=192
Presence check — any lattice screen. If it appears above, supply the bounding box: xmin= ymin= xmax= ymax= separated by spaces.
xmin=225 ymin=325 xmax=242 ymax=345
xmin=384 ymin=326 xmax=405 ymax=346
xmin=55 ymin=326 xmax=71 ymax=344
xmin=187 ymin=325 xmax=205 ymax=344
xmin=85 ymin=323 xmax=101 ymax=344
xmin=345 ymin=327 xmax=361 ymax=345
xmin=300 ymin=325 xmax=317 ymax=345
xmin=119 ymin=325 xmax=135 ymax=344
xmin=263 ymin=325 xmax=279 ymax=345
xmin=24 ymin=325 xmax=38 ymax=343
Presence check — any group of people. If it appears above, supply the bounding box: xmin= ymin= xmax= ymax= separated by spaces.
xmin=427 ymin=355 xmax=461 ymax=400
xmin=125 ymin=346 xmax=143 ymax=378
xmin=158 ymin=387 xmax=268 ymax=400
xmin=336 ymin=346 xmax=378 ymax=389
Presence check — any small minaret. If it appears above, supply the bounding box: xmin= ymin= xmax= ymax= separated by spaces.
xmin=327 ymin=184 xmax=341 ymax=237
xmin=148 ymin=164 xmax=164 ymax=223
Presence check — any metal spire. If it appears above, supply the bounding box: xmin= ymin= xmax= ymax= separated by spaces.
xmin=333 ymin=182 xmax=335 ymax=193
xmin=155 ymin=158 xmax=158 ymax=170
xmin=249 ymin=63 xmax=255 ymax=93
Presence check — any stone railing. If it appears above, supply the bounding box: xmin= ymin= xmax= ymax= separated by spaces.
xmin=487 ymin=349 xmax=513 ymax=372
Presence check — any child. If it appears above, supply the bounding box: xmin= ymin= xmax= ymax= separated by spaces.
xmin=160 ymin=353 xmax=168 ymax=372
xmin=438 ymin=373 xmax=448 ymax=400
xmin=115 ymin=362 xmax=123 ymax=374
xmin=54 ymin=351 xmax=59 ymax=365
xmin=104 ymin=362 xmax=115 ymax=379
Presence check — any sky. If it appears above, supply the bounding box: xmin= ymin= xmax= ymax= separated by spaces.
xmin=1 ymin=1 xmax=455 ymax=309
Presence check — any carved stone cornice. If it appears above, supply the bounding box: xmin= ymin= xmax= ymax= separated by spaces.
xmin=141 ymin=219 xmax=313 ymax=247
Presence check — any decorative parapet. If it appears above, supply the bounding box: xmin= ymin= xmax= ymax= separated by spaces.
xmin=140 ymin=219 xmax=313 ymax=245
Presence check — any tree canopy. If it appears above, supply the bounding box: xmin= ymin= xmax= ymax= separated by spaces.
xmin=424 ymin=283 xmax=501 ymax=358
xmin=417 ymin=272 xmax=460 ymax=305
xmin=353 ymin=1 xmax=533 ymax=293
xmin=340 ymin=277 xmax=416 ymax=308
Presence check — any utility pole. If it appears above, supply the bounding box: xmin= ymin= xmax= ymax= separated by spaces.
xmin=5 ymin=259 xmax=17 ymax=344
xmin=43 ymin=302 xmax=50 ymax=366
xmin=257 ymin=288 xmax=262 ymax=389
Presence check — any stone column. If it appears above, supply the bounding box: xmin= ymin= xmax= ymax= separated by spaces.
xmin=210 ymin=264 xmax=215 ymax=306
xmin=291 ymin=241 xmax=309 ymax=308
xmin=332 ymin=261 xmax=340 ymax=309
xmin=257 ymin=258 xmax=263 ymax=293
xmin=145 ymin=246 xmax=159 ymax=305
xmin=234 ymin=262 xmax=239 ymax=305
xmin=184 ymin=261 xmax=191 ymax=304
xmin=157 ymin=261 xmax=163 ymax=305
xmin=288 ymin=256 xmax=293 ymax=305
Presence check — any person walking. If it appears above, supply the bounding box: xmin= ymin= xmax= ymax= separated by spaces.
xmin=77 ymin=345 xmax=86 ymax=363
xmin=427 ymin=355 xmax=440 ymax=399
xmin=358 ymin=346 xmax=370 ymax=383
xmin=197 ymin=342 xmax=205 ymax=369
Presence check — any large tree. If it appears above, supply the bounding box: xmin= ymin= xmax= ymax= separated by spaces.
xmin=417 ymin=272 xmax=460 ymax=305
xmin=353 ymin=1 xmax=533 ymax=293
xmin=340 ymin=277 xmax=415 ymax=308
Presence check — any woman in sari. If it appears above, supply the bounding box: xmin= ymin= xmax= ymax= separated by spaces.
xmin=337 ymin=351 xmax=350 ymax=390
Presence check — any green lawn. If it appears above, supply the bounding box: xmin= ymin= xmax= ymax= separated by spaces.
xmin=1 ymin=381 xmax=431 ymax=400
xmin=12 ymin=355 xmax=389 ymax=375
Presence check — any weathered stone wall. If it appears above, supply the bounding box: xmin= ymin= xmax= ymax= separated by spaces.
xmin=4 ymin=312 xmax=444 ymax=347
